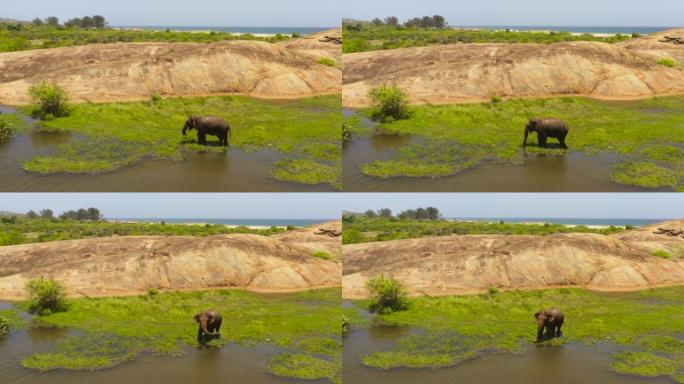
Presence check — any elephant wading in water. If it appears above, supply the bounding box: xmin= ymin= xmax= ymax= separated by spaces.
xmin=535 ymin=308 xmax=564 ymax=342
xmin=523 ymin=118 xmax=569 ymax=149
xmin=182 ymin=116 xmax=231 ymax=147
xmin=194 ymin=310 xmax=222 ymax=345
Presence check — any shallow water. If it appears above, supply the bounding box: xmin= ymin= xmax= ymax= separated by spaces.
xmin=0 ymin=107 xmax=335 ymax=192
xmin=343 ymin=326 xmax=674 ymax=384
xmin=0 ymin=316 xmax=325 ymax=384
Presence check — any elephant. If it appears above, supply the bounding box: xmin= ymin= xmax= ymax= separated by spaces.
xmin=194 ymin=309 xmax=222 ymax=345
xmin=535 ymin=308 xmax=564 ymax=342
xmin=182 ymin=116 xmax=231 ymax=147
xmin=523 ymin=118 xmax=569 ymax=149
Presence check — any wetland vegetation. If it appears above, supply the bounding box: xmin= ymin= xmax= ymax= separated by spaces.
xmin=347 ymin=287 xmax=684 ymax=383
xmin=6 ymin=287 xmax=341 ymax=382
xmin=10 ymin=94 xmax=341 ymax=189
xmin=347 ymin=95 xmax=684 ymax=191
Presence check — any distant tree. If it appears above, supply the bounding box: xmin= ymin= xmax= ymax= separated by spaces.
xmin=420 ymin=16 xmax=436 ymax=28
xmin=81 ymin=16 xmax=95 ymax=28
xmin=64 ymin=18 xmax=83 ymax=28
xmin=415 ymin=208 xmax=428 ymax=220
xmin=86 ymin=207 xmax=103 ymax=221
xmin=364 ymin=209 xmax=377 ymax=218
xmin=426 ymin=207 xmax=441 ymax=221
xmin=93 ymin=15 xmax=107 ymax=29
xmin=31 ymin=18 xmax=44 ymax=26
xmin=432 ymin=15 xmax=447 ymax=29
xmin=384 ymin=16 xmax=399 ymax=27
xmin=404 ymin=18 xmax=422 ymax=28
xmin=371 ymin=18 xmax=384 ymax=26
xmin=398 ymin=209 xmax=416 ymax=220
xmin=44 ymin=16 xmax=59 ymax=27
xmin=39 ymin=209 xmax=54 ymax=219
xmin=26 ymin=210 xmax=38 ymax=219
xmin=378 ymin=208 xmax=393 ymax=218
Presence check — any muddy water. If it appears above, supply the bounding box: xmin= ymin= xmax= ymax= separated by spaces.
xmin=0 ymin=324 xmax=325 ymax=384
xmin=342 ymin=110 xmax=654 ymax=192
xmin=0 ymin=107 xmax=334 ymax=192
xmin=343 ymin=326 xmax=673 ymax=384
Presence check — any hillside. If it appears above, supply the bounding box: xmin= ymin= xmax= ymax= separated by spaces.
xmin=342 ymin=220 xmax=684 ymax=298
xmin=0 ymin=222 xmax=342 ymax=300
xmin=342 ymin=28 xmax=684 ymax=107
xmin=0 ymin=31 xmax=342 ymax=105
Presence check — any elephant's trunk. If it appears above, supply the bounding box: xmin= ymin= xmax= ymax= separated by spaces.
xmin=536 ymin=324 xmax=544 ymax=342
xmin=182 ymin=126 xmax=188 ymax=136
xmin=201 ymin=319 xmax=217 ymax=335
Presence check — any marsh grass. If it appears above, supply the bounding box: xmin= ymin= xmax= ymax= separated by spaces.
xmin=350 ymin=287 xmax=684 ymax=382
xmin=17 ymin=288 xmax=341 ymax=382
xmin=353 ymin=96 xmax=684 ymax=190
xmin=342 ymin=216 xmax=627 ymax=244
xmin=19 ymin=94 xmax=341 ymax=187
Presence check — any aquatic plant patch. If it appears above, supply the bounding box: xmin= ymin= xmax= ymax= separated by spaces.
xmin=348 ymin=287 xmax=684 ymax=383
xmin=17 ymin=94 xmax=341 ymax=188
xmin=351 ymin=96 xmax=684 ymax=190
xmin=17 ymin=288 xmax=341 ymax=382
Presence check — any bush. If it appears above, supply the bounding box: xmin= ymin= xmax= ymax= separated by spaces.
xmin=25 ymin=278 xmax=69 ymax=315
xmin=368 ymin=85 xmax=411 ymax=122
xmin=316 ymin=57 xmax=337 ymax=67
xmin=150 ymin=92 xmax=162 ymax=102
xmin=657 ymin=59 xmax=676 ymax=68
xmin=0 ymin=317 xmax=8 ymax=336
xmin=312 ymin=250 xmax=332 ymax=260
xmin=28 ymin=82 xmax=71 ymax=120
xmin=0 ymin=117 xmax=12 ymax=142
xmin=148 ymin=288 xmax=159 ymax=296
xmin=491 ymin=96 xmax=502 ymax=104
xmin=488 ymin=287 xmax=500 ymax=295
xmin=652 ymin=250 xmax=672 ymax=259
xmin=342 ymin=314 xmax=350 ymax=335
xmin=366 ymin=275 xmax=409 ymax=314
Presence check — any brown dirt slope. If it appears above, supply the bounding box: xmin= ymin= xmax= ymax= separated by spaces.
xmin=0 ymin=36 xmax=341 ymax=105
xmin=279 ymin=29 xmax=341 ymax=61
xmin=0 ymin=223 xmax=342 ymax=300
xmin=342 ymin=28 xmax=684 ymax=107
xmin=342 ymin=220 xmax=684 ymax=299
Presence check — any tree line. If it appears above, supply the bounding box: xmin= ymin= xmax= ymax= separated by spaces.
xmin=29 ymin=15 xmax=108 ymax=29
xmin=353 ymin=206 xmax=443 ymax=221
xmin=24 ymin=207 xmax=103 ymax=221
xmin=348 ymin=15 xmax=449 ymax=30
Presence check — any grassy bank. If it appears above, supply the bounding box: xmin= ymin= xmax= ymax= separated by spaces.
xmin=18 ymin=94 xmax=341 ymax=188
xmin=341 ymin=216 xmax=628 ymax=245
xmin=350 ymin=96 xmax=684 ymax=190
xmin=16 ymin=288 xmax=341 ymax=383
xmin=349 ymin=287 xmax=684 ymax=383
xmin=0 ymin=217 xmax=289 ymax=246
xmin=0 ymin=24 xmax=291 ymax=53
xmin=342 ymin=25 xmax=632 ymax=53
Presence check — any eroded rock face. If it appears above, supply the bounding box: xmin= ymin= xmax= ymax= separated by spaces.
xmin=0 ymin=32 xmax=342 ymax=105
xmin=279 ymin=29 xmax=342 ymax=61
xmin=0 ymin=222 xmax=342 ymax=300
xmin=342 ymin=29 xmax=684 ymax=107
xmin=342 ymin=220 xmax=684 ymax=299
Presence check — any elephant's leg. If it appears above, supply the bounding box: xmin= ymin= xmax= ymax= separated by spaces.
xmin=197 ymin=327 xmax=204 ymax=345
xmin=198 ymin=132 xmax=207 ymax=146
xmin=536 ymin=326 xmax=544 ymax=342
xmin=559 ymin=134 xmax=568 ymax=149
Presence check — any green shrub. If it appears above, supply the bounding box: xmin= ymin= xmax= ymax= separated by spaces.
xmin=150 ymin=92 xmax=162 ymax=102
xmin=28 ymin=82 xmax=71 ymax=120
xmin=0 ymin=117 xmax=12 ymax=142
xmin=316 ymin=57 xmax=337 ymax=67
xmin=368 ymin=85 xmax=411 ymax=122
xmin=657 ymin=59 xmax=676 ymax=68
xmin=147 ymin=288 xmax=159 ymax=296
xmin=652 ymin=249 xmax=672 ymax=259
xmin=25 ymin=278 xmax=69 ymax=315
xmin=0 ymin=317 xmax=8 ymax=336
xmin=488 ymin=287 xmax=500 ymax=295
xmin=342 ymin=314 xmax=350 ymax=335
xmin=367 ymin=275 xmax=409 ymax=314
xmin=491 ymin=96 xmax=502 ymax=104
xmin=312 ymin=250 xmax=332 ymax=260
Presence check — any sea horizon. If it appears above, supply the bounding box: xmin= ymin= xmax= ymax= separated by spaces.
xmin=109 ymin=218 xmax=333 ymax=226
xmin=115 ymin=25 xmax=335 ymax=35
xmin=458 ymin=25 xmax=676 ymax=34
xmin=447 ymin=217 xmax=670 ymax=226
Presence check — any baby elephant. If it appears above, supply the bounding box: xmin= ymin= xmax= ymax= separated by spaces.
xmin=523 ymin=118 xmax=569 ymax=149
xmin=182 ymin=116 xmax=231 ymax=147
xmin=535 ymin=308 xmax=564 ymax=342
xmin=194 ymin=309 xmax=222 ymax=345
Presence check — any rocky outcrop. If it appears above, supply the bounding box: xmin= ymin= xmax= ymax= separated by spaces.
xmin=0 ymin=34 xmax=342 ymax=105
xmin=342 ymin=220 xmax=684 ymax=299
xmin=342 ymin=28 xmax=684 ymax=107
xmin=0 ymin=222 xmax=342 ymax=300
xmin=279 ymin=29 xmax=342 ymax=61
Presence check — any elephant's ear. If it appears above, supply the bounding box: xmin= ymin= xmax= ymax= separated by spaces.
xmin=193 ymin=314 xmax=200 ymax=323
xmin=534 ymin=311 xmax=541 ymax=319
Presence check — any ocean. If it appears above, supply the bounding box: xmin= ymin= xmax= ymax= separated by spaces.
xmin=110 ymin=218 xmax=331 ymax=227
xmin=117 ymin=26 xmax=334 ymax=35
xmin=449 ymin=217 xmax=667 ymax=226
xmin=461 ymin=26 xmax=674 ymax=35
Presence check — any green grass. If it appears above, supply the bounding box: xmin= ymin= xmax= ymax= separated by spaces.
xmin=17 ymin=94 xmax=341 ymax=188
xmin=0 ymin=217 xmax=289 ymax=246
xmin=317 ymin=57 xmax=338 ymax=67
xmin=352 ymin=96 xmax=684 ymax=190
xmin=341 ymin=216 xmax=627 ymax=244
xmin=0 ymin=24 xmax=291 ymax=53
xmin=657 ymin=59 xmax=677 ymax=68
xmin=0 ymin=113 xmax=31 ymax=134
xmin=652 ymin=249 xmax=673 ymax=259
xmin=16 ymin=288 xmax=341 ymax=382
xmin=349 ymin=287 xmax=684 ymax=382
xmin=312 ymin=250 xmax=333 ymax=260
xmin=342 ymin=25 xmax=632 ymax=53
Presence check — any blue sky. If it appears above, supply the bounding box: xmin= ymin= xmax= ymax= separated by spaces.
xmin=1 ymin=0 xmax=339 ymax=26
xmin=343 ymin=0 xmax=683 ymax=26
xmin=1 ymin=193 xmax=683 ymax=219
